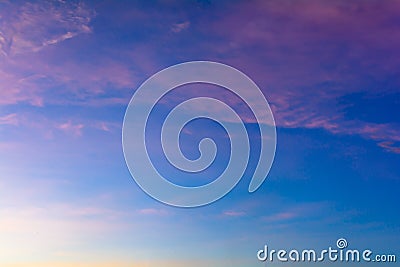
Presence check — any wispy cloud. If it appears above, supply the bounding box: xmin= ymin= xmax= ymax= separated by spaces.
xmin=43 ymin=31 xmax=77 ymax=46
xmin=171 ymin=21 xmax=190 ymax=33
xmin=0 ymin=53 xmax=137 ymax=107
xmin=222 ymin=210 xmax=246 ymax=217
xmin=1 ymin=0 xmax=398 ymax=156
xmin=0 ymin=71 xmax=46 ymax=106
xmin=187 ymin=0 xmax=400 ymax=153
xmin=0 ymin=1 xmax=95 ymax=56
xmin=275 ymin=98 xmax=400 ymax=152
xmin=57 ymin=120 xmax=84 ymax=136
xmin=0 ymin=113 xmax=18 ymax=126
xmin=378 ymin=141 xmax=400 ymax=154
xmin=261 ymin=202 xmax=330 ymax=224
xmin=93 ymin=121 xmax=111 ymax=132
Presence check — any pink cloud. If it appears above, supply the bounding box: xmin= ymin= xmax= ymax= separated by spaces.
xmin=0 ymin=70 xmax=45 ymax=106
xmin=378 ymin=141 xmax=400 ymax=154
xmin=0 ymin=51 xmax=137 ymax=107
xmin=0 ymin=1 xmax=136 ymax=108
xmin=0 ymin=110 xmax=119 ymax=141
xmin=0 ymin=113 xmax=19 ymax=126
xmin=91 ymin=121 xmax=121 ymax=133
xmin=57 ymin=120 xmax=84 ymax=137
xmin=175 ymin=0 xmax=399 ymax=154
xmin=209 ymin=0 xmax=400 ymax=61
xmin=0 ymin=0 xmax=398 ymax=156
xmin=223 ymin=211 xmax=246 ymax=217
xmin=95 ymin=122 xmax=111 ymax=132
xmin=261 ymin=201 xmax=329 ymax=223
xmin=0 ymin=1 xmax=95 ymax=56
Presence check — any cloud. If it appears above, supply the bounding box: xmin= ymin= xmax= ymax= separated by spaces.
xmin=116 ymin=0 xmax=400 ymax=155
xmin=0 ymin=113 xmax=18 ymax=126
xmin=90 ymin=121 xmax=121 ymax=133
xmin=378 ymin=141 xmax=400 ymax=154
xmin=222 ymin=210 xmax=246 ymax=217
xmin=183 ymin=0 xmax=400 ymax=153
xmin=0 ymin=70 xmax=46 ymax=106
xmin=0 ymin=0 xmax=95 ymax=56
xmin=0 ymin=110 xmax=119 ymax=142
xmin=1 ymin=0 xmax=398 ymax=156
xmin=274 ymin=102 xmax=400 ymax=153
xmin=94 ymin=121 xmax=111 ymax=132
xmin=260 ymin=201 xmax=330 ymax=223
xmin=0 ymin=1 xmax=128 ymax=109
xmin=57 ymin=120 xmax=84 ymax=136
xmin=171 ymin=21 xmax=190 ymax=33
xmin=43 ymin=31 xmax=77 ymax=46
xmin=0 ymin=52 xmax=137 ymax=107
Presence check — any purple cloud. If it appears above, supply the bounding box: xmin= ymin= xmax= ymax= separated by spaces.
xmin=0 ymin=113 xmax=18 ymax=126
xmin=0 ymin=0 xmax=95 ymax=56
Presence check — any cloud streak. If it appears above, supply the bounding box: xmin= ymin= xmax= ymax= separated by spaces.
xmin=222 ymin=210 xmax=246 ymax=217
xmin=57 ymin=120 xmax=84 ymax=137
xmin=0 ymin=113 xmax=18 ymax=126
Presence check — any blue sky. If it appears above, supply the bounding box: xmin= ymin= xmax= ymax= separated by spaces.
xmin=0 ymin=0 xmax=399 ymax=266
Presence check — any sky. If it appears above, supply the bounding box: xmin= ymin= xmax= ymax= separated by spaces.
xmin=0 ymin=0 xmax=399 ymax=266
